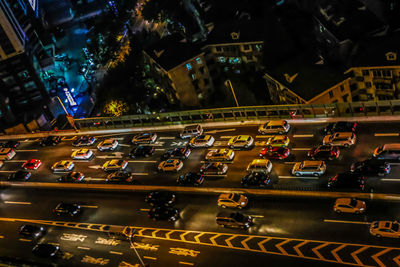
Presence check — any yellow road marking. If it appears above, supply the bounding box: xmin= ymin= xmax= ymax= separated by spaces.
xmin=19 ymin=238 xmax=31 ymax=242
xmin=351 ymin=246 xmax=370 ymax=266
xmin=143 ymin=256 xmax=157 ymax=260
xmin=139 ymin=209 xmax=150 ymax=212
xmin=257 ymin=237 xmax=271 ymax=253
xmin=312 ymin=243 xmax=330 ymax=260
xmin=294 ymin=240 xmax=307 ymax=257
xmin=371 ymin=248 xmax=392 ymax=267
xmin=4 ymin=201 xmax=31 ymax=205
xmin=78 ymin=246 xmax=90 ymax=250
xmin=80 ymin=205 xmax=98 ymax=208
xmin=179 ymin=262 xmax=194 ymax=266
xmin=393 ymin=254 xmax=400 ymax=266
xmin=332 ymin=244 xmax=346 ymax=264
xmin=0 ymin=236 xmax=4 ymax=239
xmin=323 ymin=219 xmax=370 ymax=225
xmin=374 ymin=133 xmax=399 ymax=137
xmin=241 ymin=236 xmax=253 ymax=250
xmin=210 ymin=234 xmax=221 ymax=246
xmin=165 ymin=230 xmax=174 ymax=239
xmin=293 ymin=134 xmax=314 ymax=138
xmin=225 ymin=235 xmax=237 ymax=249
xmin=276 ymin=239 xmax=290 ymax=256
xmin=193 ymin=232 xmax=204 ymax=243
xmin=109 ymin=251 xmax=123 ymax=255
xmin=152 ymin=229 xmax=160 ymax=238
xmin=181 ymin=231 xmax=192 ymax=242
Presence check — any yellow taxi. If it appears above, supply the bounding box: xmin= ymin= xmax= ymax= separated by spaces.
xmin=158 ymin=159 xmax=183 ymax=172
xmin=370 ymin=221 xmax=400 ymax=238
xmin=205 ymin=149 xmax=235 ymax=161
xmin=51 ymin=161 xmax=75 ymax=173
xmin=227 ymin=135 xmax=254 ymax=149
xmin=266 ymin=135 xmax=290 ymax=148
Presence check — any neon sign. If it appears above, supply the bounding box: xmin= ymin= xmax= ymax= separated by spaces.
xmin=63 ymin=88 xmax=77 ymax=107
xmin=28 ymin=0 xmax=37 ymax=11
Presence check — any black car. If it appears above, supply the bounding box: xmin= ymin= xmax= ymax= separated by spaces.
xmin=241 ymin=172 xmax=272 ymax=188
xmin=106 ymin=171 xmax=134 ymax=183
xmin=308 ymin=145 xmax=340 ymax=160
xmin=163 ymin=147 xmax=191 ymax=160
xmin=8 ymin=170 xmax=31 ymax=181
xmin=216 ymin=212 xmax=253 ymax=229
xmin=322 ymin=121 xmax=357 ymax=135
xmin=350 ymin=159 xmax=391 ymax=177
xmin=129 ymin=145 xmax=155 ymax=158
xmin=327 ymin=172 xmax=366 ymax=191
xmin=19 ymin=224 xmax=46 ymax=238
xmin=177 ymin=172 xmax=204 ymax=186
xmin=58 ymin=172 xmax=85 ymax=182
xmin=32 ymin=243 xmax=60 ymax=258
xmin=145 ymin=191 xmax=176 ymax=206
xmin=40 ymin=136 xmax=61 ymax=146
xmin=1 ymin=140 xmax=20 ymax=148
xmin=72 ymin=136 xmax=96 ymax=147
xmin=148 ymin=206 xmax=180 ymax=221
xmin=53 ymin=203 xmax=81 ymax=216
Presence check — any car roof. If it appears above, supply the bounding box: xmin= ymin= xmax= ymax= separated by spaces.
xmin=302 ymin=161 xmax=323 ymax=167
xmin=236 ymin=135 xmax=251 ymax=140
xmin=272 ymin=135 xmax=287 ymax=140
xmin=0 ymin=148 xmax=12 ymax=153
xmin=335 ymin=198 xmax=352 ymax=205
xmin=250 ymin=159 xmax=270 ymax=164
xmin=166 ymin=159 xmax=176 ymax=163
xmin=333 ymin=132 xmax=353 ymax=138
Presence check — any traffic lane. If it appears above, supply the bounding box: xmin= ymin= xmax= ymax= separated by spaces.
xmin=2 ymin=188 xmax=400 ymax=246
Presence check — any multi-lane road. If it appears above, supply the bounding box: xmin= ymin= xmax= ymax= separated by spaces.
xmin=0 ymin=188 xmax=400 ymax=266
xmin=1 ymin=121 xmax=400 ymax=193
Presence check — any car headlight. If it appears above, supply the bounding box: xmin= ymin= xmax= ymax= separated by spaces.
xmin=241 ymin=202 xmax=245 ymax=205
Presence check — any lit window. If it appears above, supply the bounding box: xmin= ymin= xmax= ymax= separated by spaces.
xmin=191 ymin=74 xmax=196 ymax=80
xmin=218 ymin=57 xmax=226 ymax=63
xmin=186 ymin=63 xmax=192 ymax=70
xmin=196 ymin=57 xmax=202 ymax=65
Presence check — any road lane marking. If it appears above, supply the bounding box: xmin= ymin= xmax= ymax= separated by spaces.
xmin=220 ymin=136 xmax=234 ymax=139
xmin=6 ymin=160 xmax=27 ymax=163
xmin=382 ymin=179 xmax=400 ymax=182
xmin=48 ymin=242 xmax=60 ymax=246
xmin=205 ymin=128 xmax=236 ymax=134
xmin=374 ymin=133 xmax=399 ymax=136
xmin=61 ymin=136 xmax=77 ymax=141
xmin=128 ymin=160 xmax=157 ymax=163
xmin=4 ymin=201 xmax=31 ymax=205
xmin=119 ymin=144 xmax=131 ymax=147
xmin=291 ymin=148 xmax=310 ymax=151
xmin=256 ymin=135 xmax=275 ymax=138
xmin=202 ymin=174 xmax=227 ymax=177
xmin=323 ymin=219 xmax=370 ymax=225
xmin=109 ymin=251 xmax=123 ymax=255
xmin=21 ymin=139 xmax=40 ymax=142
xmin=159 ymin=137 xmax=176 ymax=140
xmin=19 ymin=238 xmax=32 ymax=242
xmin=283 ymin=162 xmax=298 ymax=164
xmin=249 ymin=215 xmax=264 ymax=218
xmin=88 ymin=165 xmax=102 ymax=169
xmin=0 ymin=170 xmax=14 ymax=173
xmin=143 ymin=256 xmax=157 ymax=260
xmin=133 ymin=173 xmax=149 ymax=175
xmin=78 ymin=246 xmax=91 ymax=250
xmin=85 ymin=178 xmax=105 ymax=181
xmin=279 ymin=176 xmax=318 ymax=180
xmin=293 ymin=134 xmax=314 ymax=138
xmin=155 ymin=148 xmax=166 ymax=151
xmin=80 ymin=205 xmax=98 ymax=209
xmin=15 ymin=150 xmax=39 ymax=152
xmin=179 ymin=262 xmax=194 ymax=266
xmin=140 ymin=209 xmax=150 ymax=212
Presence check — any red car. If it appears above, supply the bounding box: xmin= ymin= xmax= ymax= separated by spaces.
xmin=259 ymin=146 xmax=290 ymax=160
xmin=22 ymin=159 xmax=42 ymax=170
xmin=308 ymin=145 xmax=340 ymax=160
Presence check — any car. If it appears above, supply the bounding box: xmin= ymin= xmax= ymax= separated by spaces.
xmin=32 ymin=243 xmax=60 ymax=258
xmin=106 ymin=171 xmax=134 ymax=183
xmin=53 ymin=203 xmax=81 ymax=216
xmin=327 ymin=172 xmax=366 ymax=191
xmin=370 ymin=221 xmax=400 ymax=238
xmin=265 ymin=135 xmax=290 ymax=148
xmin=102 ymin=160 xmax=128 ymax=171
xmin=158 ymin=159 xmax=183 ymax=172
xmin=72 ymin=136 xmax=96 ymax=146
xmin=58 ymin=172 xmax=84 ymax=182
xmin=0 ymin=148 xmax=16 ymax=160
xmin=180 ymin=124 xmax=203 ymax=139
xmin=8 ymin=170 xmax=31 ymax=181
xmin=241 ymin=172 xmax=272 ymax=187
xmin=216 ymin=212 xmax=253 ymax=229
xmin=19 ymin=224 xmax=46 ymax=238
xmin=373 ymin=144 xmax=400 ymax=160
xmin=131 ymin=132 xmax=157 ymax=144
xmin=333 ymin=198 xmax=366 ymax=214
xmin=322 ymin=132 xmax=356 ymax=147
xmin=350 ymin=159 xmax=391 ymax=176
xmin=162 ymin=147 xmax=191 ymax=160
xmin=71 ymin=148 xmax=93 ymax=160
xmin=129 ymin=145 xmax=155 ymax=158
xmin=200 ymin=162 xmax=228 ymax=175
xmin=227 ymin=135 xmax=254 ymax=149
xmin=51 ymin=160 xmax=74 ymax=172
xmin=189 ymin=135 xmax=215 ymax=148
xmin=145 ymin=191 xmax=176 ymax=206
xmin=217 ymin=193 xmax=248 ymax=209
xmin=247 ymin=159 xmax=273 ymax=174
xmin=22 ymin=159 xmax=42 ymax=170
xmin=1 ymin=140 xmax=20 ymax=148
xmin=177 ymin=172 xmax=204 ymax=186
xmin=322 ymin=121 xmax=357 ymax=135
xmin=259 ymin=146 xmax=290 ymax=160
xmin=0 ymin=160 xmax=3 ymax=169
xmin=40 ymin=136 xmax=61 ymax=146
xmin=258 ymin=120 xmax=290 ymax=134
xmin=205 ymin=149 xmax=235 ymax=161
xmin=148 ymin=206 xmax=180 ymax=221
xmin=97 ymin=139 xmax=118 ymax=151
xmin=292 ymin=161 xmax=326 ymax=177
xmin=308 ymin=145 xmax=340 ymax=160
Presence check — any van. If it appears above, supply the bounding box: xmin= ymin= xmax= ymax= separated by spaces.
xmin=0 ymin=148 xmax=16 ymax=160
xmin=246 ymin=159 xmax=273 ymax=174
xmin=373 ymin=144 xmax=400 ymax=160
xmin=180 ymin=124 xmax=203 ymax=139
xmin=216 ymin=212 xmax=253 ymax=229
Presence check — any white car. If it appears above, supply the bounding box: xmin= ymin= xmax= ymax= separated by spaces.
xmin=189 ymin=135 xmax=215 ymax=148
xmin=71 ymin=149 xmax=93 ymax=160
xmin=323 ymin=132 xmax=356 ymax=148
xmin=51 ymin=161 xmax=75 ymax=173
xmin=258 ymin=120 xmax=290 ymax=134
xmin=97 ymin=139 xmax=119 ymax=151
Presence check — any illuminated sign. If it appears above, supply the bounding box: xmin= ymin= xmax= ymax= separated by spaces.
xmin=28 ymin=0 xmax=37 ymax=11
xmin=63 ymin=88 xmax=77 ymax=107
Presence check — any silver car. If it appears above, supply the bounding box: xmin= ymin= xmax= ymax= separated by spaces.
xmin=292 ymin=161 xmax=326 ymax=177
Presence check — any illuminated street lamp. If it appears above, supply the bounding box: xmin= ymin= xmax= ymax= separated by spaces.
xmin=224 ymin=79 xmax=240 ymax=108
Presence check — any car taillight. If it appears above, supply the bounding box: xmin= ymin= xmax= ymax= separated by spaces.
xmin=148 ymin=215 xmax=151 ymax=218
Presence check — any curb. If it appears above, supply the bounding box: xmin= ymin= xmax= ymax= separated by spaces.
xmin=2 ymin=181 xmax=400 ymax=200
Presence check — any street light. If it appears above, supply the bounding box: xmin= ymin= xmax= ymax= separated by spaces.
xmin=224 ymin=79 xmax=240 ymax=107
xmin=128 ymin=230 xmax=146 ymax=267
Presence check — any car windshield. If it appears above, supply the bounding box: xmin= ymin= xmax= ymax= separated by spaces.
xmin=231 ymin=212 xmax=244 ymax=221
xmin=392 ymin=223 xmax=399 ymax=232
xmin=376 ymin=146 xmax=383 ymax=153
xmin=232 ymin=194 xmax=240 ymax=202
xmin=349 ymin=199 xmax=357 ymax=207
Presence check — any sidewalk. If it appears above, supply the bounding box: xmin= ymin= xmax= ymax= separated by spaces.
xmin=0 ymin=115 xmax=399 ymax=140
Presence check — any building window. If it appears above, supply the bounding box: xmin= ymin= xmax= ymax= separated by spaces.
xmin=372 ymin=69 xmax=392 ymax=78
xmin=362 ymin=70 xmax=370 ymax=76
xmin=195 ymin=57 xmax=202 ymax=65
xmin=204 ymin=78 xmax=210 ymax=86
xmin=342 ymin=94 xmax=349 ymax=102
xmin=329 ymin=91 xmax=333 ymax=98
xmin=243 ymin=44 xmax=250 ymax=51
xmin=215 ymin=46 xmax=223 ymax=52
xmin=191 ymin=73 xmax=196 ymax=80
xmin=186 ymin=63 xmax=192 ymax=70
xmin=218 ymin=56 xmax=226 ymax=63
xmin=17 ymin=70 xmax=30 ymax=80
xmin=365 ymin=82 xmax=372 ymax=88
xmin=23 ymin=81 xmax=37 ymax=91
xmin=339 ymin=85 xmax=344 ymax=92
xmin=228 ymin=57 xmax=242 ymax=64
xmin=2 ymin=76 xmax=16 ymax=86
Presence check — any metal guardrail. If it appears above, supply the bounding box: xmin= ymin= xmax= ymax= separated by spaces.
xmin=75 ymin=100 xmax=400 ymax=130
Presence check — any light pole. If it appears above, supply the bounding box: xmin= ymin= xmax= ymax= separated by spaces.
xmin=54 ymin=96 xmax=79 ymax=132
xmin=128 ymin=231 xmax=146 ymax=267
xmin=224 ymin=79 xmax=240 ymax=107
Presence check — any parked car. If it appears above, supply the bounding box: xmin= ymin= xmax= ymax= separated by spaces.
xmin=241 ymin=172 xmax=272 ymax=188
xmin=327 ymin=172 xmax=366 ymax=191
xmin=162 ymin=147 xmax=191 ymax=160
xmin=322 ymin=121 xmax=357 ymax=135
xmin=217 ymin=193 xmax=248 ymax=209
xmin=177 ymin=172 xmax=204 ymax=186
xmin=145 ymin=191 xmax=176 ymax=206
xmin=292 ymin=161 xmax=326 ymax=177
xmin=216 ymin=212 xmax=253 ymax=229
xmin=158 ymin=159 xmax=183 ymax=172
xmin=373 ymin=144 xmax=400 ymax=160
xmin=189 ymin=135 xmax=215 ymax=147
xmin=333 ymin=198 xmax=366 ymax=214
xmin=148 ymin=206 xmax=180 ymax=221
xmin=40 ymin=136 xmax=61 ymax=146
xmin=200 ymin=162 xmax=228 ymax=175
xmin=1 ymin=140 xmax=20 ymax=148
xmin=131 ymin=133 xmax=157 ymax=144
xmin=308 ymin=145 xmax=340 ymax=160
xmin=350 ymin=159 xmax=391 ymax=176
xmin=246 ymin=159 xmax=273 ymax=174
xmin=129 ymin=145 xmax=155 ymax=158
xmin=259 ymin=146 xmax=290 ymax=160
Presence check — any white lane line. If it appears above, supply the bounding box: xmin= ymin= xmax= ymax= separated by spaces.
xmin=382 ymin=179 xmax=400 ymax=182
xmin=374 ymin=133 xmax=399 ymax=137
xmin=128 ymin=160 xmax=157 ymax=163
xmin=293 ymin=134 xmax=314 ymax=138
xmin=133 ymin=173 xmax=149 ymax=176
xmin=155 ymin=148 xmax=166 ymax=151
xmin=0 ymin=170 xmax=14 ymax=173
xmin=220 ymin=136 xmax=234 ymax=139
xmin=279 ymin=176 xmax=318 ymax=180
xmin=77 ymin=246 xmax=90 ymax=250
xmin=85 ymin=178 xmax=105 ymax=181
xmin=110 ymin=251 xmax=123 ymax=255
xmin=291 ymin=148 xmax=310 ymax=151
xmin=4 ymin=201 xmax=31 ymax=205
xmin=6 ymin=160 xmax=27 ymax=163
xmin=323 ymin=219 xmax=370 ymax=225
xmin=15 ymin=150 xmax=39 ymax=152
xmin=21 ymin=139 xmax=40 ymax=142
xmin=159 ymin=137 xmax=176 ymax=140
xmin=79 ymin=205 xmax=98 ymax=208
